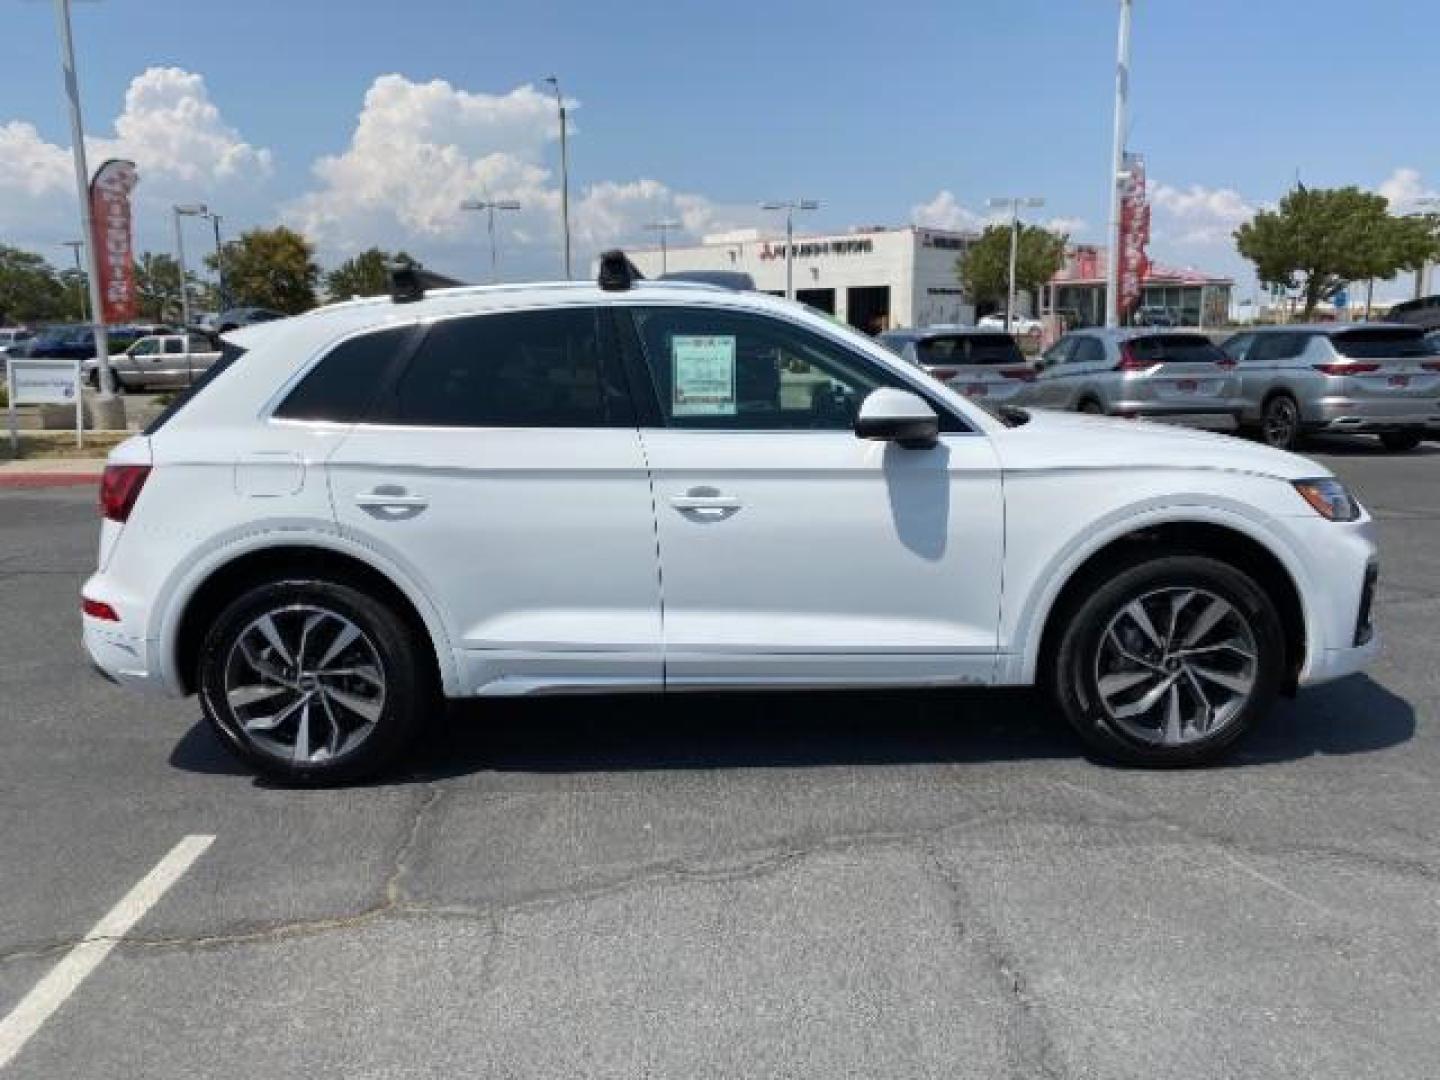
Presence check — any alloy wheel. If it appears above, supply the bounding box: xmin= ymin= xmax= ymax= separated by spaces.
xmin=222 ymin=604 xmax=386 ymax=764
xmin=1092 ymin=587 xmax=1258 ymax=746
xmin=1262 ymin=398 xmax=1298 ymax=448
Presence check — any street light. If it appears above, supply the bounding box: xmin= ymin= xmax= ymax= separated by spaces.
xmin=1104 ymin=0 xmax=1134 ymax=328
xmin=52 ymin=0 xmax=115 ymax=398
xmin=459 ymin=198 xmax=522 ymax=282
xmin=645 ymin=220 xmax=681 ymax=274
xmin=60 ymin=240 xmax=87 ymax=321
xmin=543 ymin=76 xmax=572 ymax=279
xmin=759 ymin=199 xmax=819 ymax=301
xmin=200 ymin=210 xmax=225 ymax=310
xmin=173 ymin=203 xmax=207 ymax=332
xmin=987 ymin=196 xmax=1046 ymax=333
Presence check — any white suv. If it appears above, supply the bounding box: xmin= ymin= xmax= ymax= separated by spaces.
xmin=83 ymin=255 xmax=1380 ymax=783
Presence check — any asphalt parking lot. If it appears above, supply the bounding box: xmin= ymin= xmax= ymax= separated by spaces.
xmin=1 ymin=435 xmax=1437 ymax=1079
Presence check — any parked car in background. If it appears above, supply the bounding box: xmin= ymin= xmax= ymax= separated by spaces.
xmin=17 ymin=324 xmax=150 ymax=360
xmin=1134 ymin=306 xmax=1177 ymax=327
xmin=1384 ymin=294 xmax=1440 ymax=333
xmin=1219 ymin=323 xmax=1440 ymax=452
xmin=978 ymin=312 xmax=1043 ymax=335
xmin=0 ymin=327 xmax=35 ymax=355
xmin=83 ymin=258 xmax=1379 ymax=782
xmin=1029 ymin=329 xmax=1243 ymax=430
xmin=215 ymin=307 xmax=285 ymax=333
xmin=84 ymin=331 xmax=223 ymax=391
xmin=877 ymin=326 xmax=1035 ymax=405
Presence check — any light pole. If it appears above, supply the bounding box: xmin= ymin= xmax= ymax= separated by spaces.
xmin=760 ymin=199 xmax=819 ymax=301
xmin=61 ymin=240 xmax=87 ymax=321
xmin=645 ymin=220 xmax=681 ymax=274
xmin=459 ymin=198 xmax=522 ymax=282
xmin=52 ymin=0 xmax=115 ymax=397
xmin=1104 ymin=0 xmax=1133 ymax=327
xmin=987 ymin=197 xmax=1045 ymax=332
xmin=201 ymin=210 xmax=225 ymax=310
xmin=543 ymin=76 xmax=572 ymax=279
xmin=173 ymin=203 xmax=207 ymax=331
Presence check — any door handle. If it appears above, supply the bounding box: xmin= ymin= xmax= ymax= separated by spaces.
xmin=354 ymin=488 xmax=429 ymax=511
xmin=669 ymin=488 xmax=741 ymax=516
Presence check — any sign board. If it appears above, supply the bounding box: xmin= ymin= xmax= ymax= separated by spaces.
xmin=6 ymin=357 xmax=83 ymax=453
xmin=671 ymin=334 xmax=737 ymax=417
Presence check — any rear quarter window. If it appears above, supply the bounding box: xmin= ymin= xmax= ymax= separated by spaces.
xmin=916 ymin=334 xmax=1025 ymax=367
xmin=274 ymin=327 xmax=414 ymax=422
xmin=1329 ymin=329 xmax=1429 ymax=359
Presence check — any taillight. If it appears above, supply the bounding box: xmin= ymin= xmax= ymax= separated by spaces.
xmin=1421 ymin=360 xmax=1440 ymax=372
xmin=1313 ymin=362 xmax=1380 ymax=376
xmin=1215 ymin=357 xmax=1237 ymax=370
xmin=82 ymin=597 xmax=119 ymax=621
xmin=99 ymin=464 xmax=151 ymax=523
xmin=927 ymin=367 xmax=958 ymax=381
xmin=1000 ymin=367 xmax=1036 ymax=382
xmin=1116 ymin=345 xmax=1156 ymax=372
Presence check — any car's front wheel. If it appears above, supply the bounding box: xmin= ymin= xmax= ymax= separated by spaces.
xmin=198 ymin=578 xmax=432 ymax=784
xmin=1051 ymin=555 xmax=1284 ymax=766
xmin=1379 ymin=431 xmax=1423 ymax=453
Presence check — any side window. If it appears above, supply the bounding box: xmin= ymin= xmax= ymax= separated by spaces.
xmin=131 ymin=338 xmax=159 ymax=356
xmin=1250 ymin=333 xmax=1307 ymax=363
xmin=1071 ymin=337 xmax=1105 ymax=365
xmin=275 ymin=327 xmax=412 ymax=422
xmin=1040 ymin=338 xmax=1073 ymax=368
xmin=376 ymin=307 xmax=630 ymax=428
xmin=1221 ymin=334 xmax=1253 ymax=361
xmin=163 ymin=338 xmax=185 ymax=355
xmin=628 ymin=306 xmax=944 ymax=432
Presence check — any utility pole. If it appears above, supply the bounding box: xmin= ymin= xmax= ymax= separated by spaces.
xmin=1104 ymin=0 xmax=1133 ymax=328
xmin=61 ymin=240 xmax=87 ymax=320
xmin=53 ymin=0 xmax=114 ymax=396
xmin=460 ymin=198 xmax=522 ymax=282
xmin=203 ymin=211 xmax=226 ymax=309
xmin=760 ymin=199 xmax=819 ymax=301
xmin=987 ymin=196 xmax=1045 ymax=332
xmin=543 ymin=76 xmax=572 ymax=279
xmin=645 ymin=220 xmax=681 ymax=274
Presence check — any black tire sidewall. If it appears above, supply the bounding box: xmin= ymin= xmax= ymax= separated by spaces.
xmin=1053 ymin=555 xmax=1285 ymax=766
xmin=1380 ymin=432 xmax=1422 ymax=452
xmin=198 ymin=578 xmax=429 ymax=784
xmin=1261 ymin=395 xmax=1299 ymax=450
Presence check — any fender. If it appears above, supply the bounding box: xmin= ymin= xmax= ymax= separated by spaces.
xmin=152 ymin=519 xmax=461 ymax=697
xmin=1005 ymin=496 xmax=1322 ymax=686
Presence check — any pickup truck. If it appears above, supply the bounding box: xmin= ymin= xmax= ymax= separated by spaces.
xmin=85 ymin=332 xmax=222 ymax=392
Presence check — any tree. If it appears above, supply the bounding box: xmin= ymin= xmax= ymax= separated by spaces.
xmin=0 ymin=245 xmax=72 ymax=325
xmin=1234 ymin=185 xmax=1440 ymax=316
xmin=207 ymin=226 xmax=320 ymax=314
xmin=958 ymin=223 xmax=1068 ymax=311
xmin=133 ymin=251 xmax=182 ymax=322
xmin=324 ymin=248 xmax=416 ymax=301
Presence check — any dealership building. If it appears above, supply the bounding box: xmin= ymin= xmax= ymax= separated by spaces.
xmin=1051 ymin=244 xmax=1234 ymax=327
xmin=626 ymin=225 xmax=978 ymax=333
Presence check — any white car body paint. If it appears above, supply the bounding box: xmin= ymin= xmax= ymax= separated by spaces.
xmin=82 ymin=280 xmax=1379 ymax=705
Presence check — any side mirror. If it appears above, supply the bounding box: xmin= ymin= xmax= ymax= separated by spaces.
xmin=855 ymin=388 xmax=939 ymax=449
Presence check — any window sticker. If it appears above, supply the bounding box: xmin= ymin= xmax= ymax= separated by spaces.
xmin=671 ymin=334 xmax=737 ymax=416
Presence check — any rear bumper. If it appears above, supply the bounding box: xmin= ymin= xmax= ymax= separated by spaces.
xmin=1309 ymin=397 xmax=1440 ymax=432
xmin=82 ymin=617 xmax=171 ymax=696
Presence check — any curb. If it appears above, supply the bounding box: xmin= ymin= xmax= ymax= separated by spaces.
xmin=0 ymin=472 xmax=102 ymax=490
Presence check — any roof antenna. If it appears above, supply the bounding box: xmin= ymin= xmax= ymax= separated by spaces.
xmin=598 ymin=249 xmax=643 ymax=291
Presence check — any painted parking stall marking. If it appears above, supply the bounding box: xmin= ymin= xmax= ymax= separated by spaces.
xmin=0 ymin=834 xmax=214 ymax=1071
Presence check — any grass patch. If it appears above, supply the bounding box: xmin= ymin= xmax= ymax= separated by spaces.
xmin=0 ymin=430 xmax=127 ymax=461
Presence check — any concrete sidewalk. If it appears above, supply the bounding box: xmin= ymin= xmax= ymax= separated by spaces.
xmin=0 ymin=457 xmax=108 ymax=489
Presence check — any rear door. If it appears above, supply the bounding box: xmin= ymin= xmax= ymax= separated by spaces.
xmin=1030 ymin=335 xmax=1077 ymax=408
xmin=322 ymin=307 xmax=662 ymax=695
xmin=621 ymin=304 xmax=1004 ymax=688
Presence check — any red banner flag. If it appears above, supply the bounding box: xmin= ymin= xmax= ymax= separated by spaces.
xmin=89 ymin=159 xmax=139 ymax=324
xmin=1117 ymin=153 xmax=1150 ymax=318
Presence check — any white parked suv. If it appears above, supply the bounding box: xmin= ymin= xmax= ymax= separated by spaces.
xmin=83 ymin=254 xmax=1380 ymax=783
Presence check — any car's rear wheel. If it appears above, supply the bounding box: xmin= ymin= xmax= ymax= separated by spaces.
xmin=198 ymin=579 xmax=431 ymax=784
xmin=1379 ymin=431 xmax=1423 ymax=453
xmin=1259 ymin=394 xmax=1300 ymax=450
xmin=1051 ymin=555 xmax=1284 ymax=766
xmin=1077 ymin=398 xmax=1104 ymax=415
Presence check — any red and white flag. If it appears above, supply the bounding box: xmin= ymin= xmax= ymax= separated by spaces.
xmin=89 ymin=159 xmax=140 ymax=324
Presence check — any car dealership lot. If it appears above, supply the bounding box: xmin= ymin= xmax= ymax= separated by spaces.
xmin=1 ymin=437 xmax=1438 ymax=1078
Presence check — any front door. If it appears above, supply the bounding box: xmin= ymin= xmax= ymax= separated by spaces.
xmin=619 ymin=305 xmax=1005 ymax=688
xmin=323 ymin=307 xmax=662 ymax=695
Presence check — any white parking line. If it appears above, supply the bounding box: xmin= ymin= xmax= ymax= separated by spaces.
xmin=0 ymin=834 xmax=214 ymax=1072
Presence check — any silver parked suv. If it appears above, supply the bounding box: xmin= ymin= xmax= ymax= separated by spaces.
xmin=876 ymin=326 xmax=1035 ymax=406
xmin=1220 ymin=323 xmax=1440 ymax=452
xmin=1028 ymin=328 xmax=1243 ymax=430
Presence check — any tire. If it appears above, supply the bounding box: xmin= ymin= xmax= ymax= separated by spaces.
xmin=1259 ymin=394 xmax=1300 ymax=450
xmin=1379 ymin=431 xmax=1423 ymax=453
xmin=1050 ymin=555 xmax=1284 ymax=767
xmin=198 ymin=578 xmax=433 ymax=784
xmin=1077 ymin=398 xmax=1105 ymax=415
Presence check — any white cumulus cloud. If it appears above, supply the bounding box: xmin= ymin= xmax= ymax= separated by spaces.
xmin=910 ymin=190 xmax=987 ymax=232
xmin=1150 ymin=183 xmax=1256 ymax=246
xmin=1378 ymin=167 xmax=1439 ymax=213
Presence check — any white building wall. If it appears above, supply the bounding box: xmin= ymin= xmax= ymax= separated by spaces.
xmin=627 ymin=226 xmax=976 ymax=331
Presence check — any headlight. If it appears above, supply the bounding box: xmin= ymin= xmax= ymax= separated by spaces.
xmin=1293 ymin=478 xmax=1361 ymax=521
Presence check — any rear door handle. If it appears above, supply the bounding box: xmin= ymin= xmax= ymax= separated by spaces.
xmin=669 ymin=488 xmax=742 ymax=517
xmin=354 ymin=488 xmax=429 ymax=511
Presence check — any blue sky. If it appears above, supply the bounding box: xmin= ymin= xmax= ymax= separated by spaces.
xmin=3 ymin=0 xmax=1437 ymax=296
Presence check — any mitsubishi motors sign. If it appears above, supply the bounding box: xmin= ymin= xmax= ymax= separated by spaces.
xmin=1117 ymin=152 xmax=1150 ymax=317
xmin=89 ymin=159 xmax=139 ymax=323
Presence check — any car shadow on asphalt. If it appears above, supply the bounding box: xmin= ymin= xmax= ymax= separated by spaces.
xmin=1300 ymin=434 xmax=1440 ymax=457
xmin=168 ymin=674 xmax=1415 ymax=785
